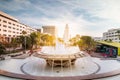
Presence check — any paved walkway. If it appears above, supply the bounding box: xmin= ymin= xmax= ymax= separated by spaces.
xmin=12 ymin=53 xmax=30 ymax=59
xmin=90 ymin=52 xmax=104 ymax=58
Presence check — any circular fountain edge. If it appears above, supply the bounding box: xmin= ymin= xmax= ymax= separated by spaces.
xmin=20 ymin=60 xmax=100 ymax=77
xmin=0 ymin=65 xmax=120 ymax=80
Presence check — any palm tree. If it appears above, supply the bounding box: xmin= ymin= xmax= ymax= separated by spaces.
xmin=18 ymin=30 xmax=28 ymax=50
xmin=22 ymin=30 xmax=27 ymax=50
xmin=30 ymin=32 xmax=38 ymax=49
xmin=11 ymin=37 xmax=19 ymax=50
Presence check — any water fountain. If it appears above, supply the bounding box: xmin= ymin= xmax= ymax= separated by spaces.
xmin=20 ymin=39 xmax=100 ymax=77
xmin=21 ymin=24 xmax=100 ymax=77
xmin=1 ymin=25 xmax=120 ymax=80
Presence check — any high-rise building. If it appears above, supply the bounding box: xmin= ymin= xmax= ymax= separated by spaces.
xmin=0 ymin=11 xmax=36 ymax=42
xmin=63 ymin=24 xmax=69 ymax=43
xmin=103 ymin=28 xmax=120 ymax=42
xmin=42 ymin=26 xmax=56 ymax=37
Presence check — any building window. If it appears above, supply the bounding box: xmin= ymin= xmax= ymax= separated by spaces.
xmin=13 ymin=24 xmax=15 ymax=26
xmin=3 ymin=25 xmax=7 ymax=27
xmin=8 ymin=35 xmax=11 ymax=37
xmin=0 ymin=24 xmax=1 ymax=26
xmin=115 ymin=38 xmax=117 ymax=40
xmin=13 ymin=31 xmax=15 ymax=33
xmin=3 ymin=30 xmax=7 ymax=32
xmin=13 ymin=35 xmax=15 ymax=37
xmin=13 ymin=27 xmax=15 ymax=29
xmin=3 ymin=20 xmax=7 ymax=23
xmin=0 ymin=29 xmax=1 ymax=31
xmin=0 ymin=19 xmax=1 ymax=21
xmin=17 ymin=25 xmax=19 ymax=27
xmin=8 ymin=30 xmax=11 ymax=33
xmin=8 ymin=22 xmax=11 ymax=24
xmin=3 ymin=34 xmax=6 ymax=36
xmin=8 ymin=26 xmax=11 ymax=28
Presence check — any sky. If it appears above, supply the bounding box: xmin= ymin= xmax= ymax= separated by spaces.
xmin=1 ymin=0 xmax=120 ymax=38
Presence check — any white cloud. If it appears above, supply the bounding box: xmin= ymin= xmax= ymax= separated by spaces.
xmin=2 ymin=0 xmax=120 ymax=37
xmin=0 ymin=0 xmax=32 ymax=11
xmin=94 ymin=0 xmax=120 ymax=23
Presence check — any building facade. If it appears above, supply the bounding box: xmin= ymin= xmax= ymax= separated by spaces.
xmin=0 ymin=11 xmax=36 ymax=42
xmin=42 ymin=26 xmax=56 ymax=37
xmin=63 ymin=24 xmax=70 ymax=43
xmin=103 ymin=28 xmax=120 ymax=42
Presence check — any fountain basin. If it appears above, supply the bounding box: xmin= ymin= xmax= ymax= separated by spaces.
xmin=34 ymin=46 xmax=85 ymax=67
xmin=34 ymin=51 xmax=85 ymax=67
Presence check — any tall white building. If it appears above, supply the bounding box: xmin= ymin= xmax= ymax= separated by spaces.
xmin=0 ymin=11 xmax=36 ymax=42
xmin=63 ymin=24 xmax=69 ymax=43
xmin=103 ymin=28 xmax=120 ymax=42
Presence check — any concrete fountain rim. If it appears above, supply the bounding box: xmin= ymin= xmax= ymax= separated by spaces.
xmin=0 ymin=58 xmax=120 ymax=80
xmin=0 ymin=65 xmax=120 ymax=80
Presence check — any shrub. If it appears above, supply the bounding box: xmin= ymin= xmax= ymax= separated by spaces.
xmin=0 ymin=43 xmax=7 ymax=54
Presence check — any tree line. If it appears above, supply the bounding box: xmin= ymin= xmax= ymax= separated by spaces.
xmin=0 ymin=31 xmax=97 ymax=54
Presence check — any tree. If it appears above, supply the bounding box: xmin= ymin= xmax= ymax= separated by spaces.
xmin=78 ymin=36 xmax=96 ymax=51
xmin=19 ymin=30 xmax=30 ymax=49
xmin=41 ymin=34 xmax=55 ymax=46
xmin=18 ymin=35 xmax=32 ymax=49
xmin=36 ymin=32 xmax=42 ymax=48
xmin=0 ymin=43 xmax=7 ymax=54
xmin=69 ymin=34 xmax=80 ymax=46
xmin=30 ymin=32 xmax=38 ymax=49
xmin=58 ymin=38 xmax=64 ymax=43
xmin=22 ymin=30 xmax=27 ymax=35
xmin=11 ymin=38 xmax=19 ymax=50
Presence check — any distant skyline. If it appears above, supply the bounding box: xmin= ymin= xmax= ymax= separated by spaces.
xmin=1 ymin=0 xmax=120 ymax=37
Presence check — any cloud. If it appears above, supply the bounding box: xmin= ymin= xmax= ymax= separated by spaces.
xmin=0 ymin=0 xmax=32 ymax=11
xmin=1 ymin=0 xmax=120 ymax=37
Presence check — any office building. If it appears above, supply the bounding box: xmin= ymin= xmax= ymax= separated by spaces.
xmin=63 ymin=24 xmax=70 ymax=43
xmin=42 ymin=26 xmax=56 ymax=37
xmin=103 ymin=28 xmax=120 ymax=42
xmin=0 ymin=11 xmax=36 ymax=42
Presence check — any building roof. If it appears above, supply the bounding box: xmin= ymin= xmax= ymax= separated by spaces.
xmin=98 ymin=41 xmax=120 ymax=48
xmin=0 ymin=11 xmax=18 ymax=22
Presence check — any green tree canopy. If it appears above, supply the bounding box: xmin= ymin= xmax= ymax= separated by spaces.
xmin=78 ymin=36 xmax=96 ymax=51
xmin=0 ymin=43 xmax=7 ymax=54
